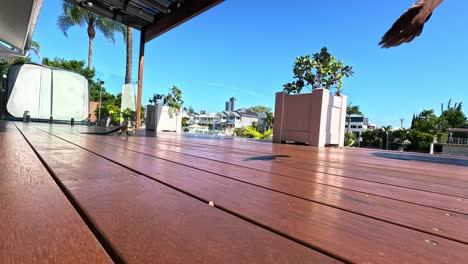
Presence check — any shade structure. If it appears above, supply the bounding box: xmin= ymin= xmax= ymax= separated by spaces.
xmin=64 ymin=0 xmax=224 ymax=127
xmin=0 ymin=0 xmax=43 ymax=53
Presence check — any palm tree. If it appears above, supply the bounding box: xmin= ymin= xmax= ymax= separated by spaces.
xmin=57 ymin=1 xmax=125 ymax=69
xmin=26 ymin=41 xmax=41 ymax=60
xmin=346 ymin=104 xmax=362 ymax=132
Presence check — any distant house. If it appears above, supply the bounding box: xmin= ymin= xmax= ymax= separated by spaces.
xmin=221 ymin=108 xmax=258 ymax=128
xmin=345 ymin=116 xmax=376 ymax=137
xmin=442 ymin=127 xmax=468 ymax=156
xmin=447 ymin=128 xmax=468 ymax=145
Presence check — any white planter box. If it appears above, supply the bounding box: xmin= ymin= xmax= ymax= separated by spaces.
xmin=273 ymin=88 xmax=347 ymax=147
xmin=145 ymin=104 xmax=183 ymax=133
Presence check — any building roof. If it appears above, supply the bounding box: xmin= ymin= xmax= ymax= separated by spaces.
xmin=66 ymin=0 xmax=223 ymax=43
xmin=0 ymin=43 xmax=24 ymax=63
xmin=449 ymin=128 xmax=468 ymax=133
xmin=236 ymin=108 xmax=258 ymax=117
xmin=0 ymin=0 xmax=43 ymax=52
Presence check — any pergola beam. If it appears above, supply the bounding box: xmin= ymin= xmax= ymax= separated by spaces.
xmin=143 ymin=0 xmax=223 ymax=43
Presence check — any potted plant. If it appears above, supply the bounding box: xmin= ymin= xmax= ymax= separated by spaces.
xmin=147 ymin=86 xmax=184 ymax=132
xmin=273 ymin=47 xmax=353 ymax=147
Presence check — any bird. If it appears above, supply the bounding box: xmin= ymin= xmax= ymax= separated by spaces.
xmin=379 ymin=0 xmax=443 ymax=48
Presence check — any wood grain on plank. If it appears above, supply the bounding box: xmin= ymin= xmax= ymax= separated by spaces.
xmin=18 ymin=124 xmax=338 ymax=264
xmin=0 ymin=121 xmax=111 ymax=263
xmin=27 ymin=126 xmax=468 ymax=264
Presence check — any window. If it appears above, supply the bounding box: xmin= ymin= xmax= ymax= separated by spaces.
xmin=358 ymin=125 xmax=362 ymax=129
xmin=351 ymin=125 xmax=357 ymax=128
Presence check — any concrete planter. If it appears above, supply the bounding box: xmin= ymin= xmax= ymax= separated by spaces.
xmin=145 ymin=104 xmax=182 ymax=133
xmin=273 ymin=88 xmax=347 ymax=147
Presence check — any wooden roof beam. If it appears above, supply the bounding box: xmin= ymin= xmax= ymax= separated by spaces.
xmin=143 ymin=0 xmax=223 ymax=43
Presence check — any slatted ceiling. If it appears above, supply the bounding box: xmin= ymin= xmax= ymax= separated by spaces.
xmin=66 ymin=0 xmax=223 ymax=41
xmin=132 ymin=0 xmax=160 ymax=16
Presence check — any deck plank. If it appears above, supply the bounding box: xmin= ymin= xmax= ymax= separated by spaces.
xmin=59 ymin=131 xmax=468 ymax=214
xmin=129 ymin=136 xmax=468 ymax=195
xmin=0 ymin=122 xmax=111 ymax=263
xmin=151 ymin=135 xmax=468 ymax=185
xmin=17 ymin=123 xmax=338 ymax=263
xmin=28 ymin=124 xmax=468 ymax=264
xmin=50 ymin=129 xmax=468 ymax=244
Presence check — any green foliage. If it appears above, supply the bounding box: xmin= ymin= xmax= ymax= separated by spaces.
xmin=248 ymin=106 xmax=272 ymax=113
xmin=406 ymin=130 xmax=435 ymax=152
xmin=234 ymin=127 xmax=246 ymax=137
xmin=42 ymin=57 xmax=108 ymax=102
xmin=439 ymin=99 xmax=466 ymax=130
xmin=182 ymin=117 xmax=190 ymax=128
xmin=265 ymin=111 xmax=274 ymax=129
xmin=283 ymin=47 xmax=353 ymax=95
xmin=361 ymin=129 xmax=383 ymax=148
xmin=438 ymin=132 xmax=449 ymax=144
xmin=344 ymin=132 xmax=355 ymax=147
xmin=346 ymin=104 xmax=362 ymax=116
xmin=121 ymin=107 xmax=136 ymax=121
xmin=243 ymin=126 xmax=273 ymax=140
xmin=156 ymin=86 xmax=184 ymax=116
xmin=411 ymin=109 xmax=438 ymax=134
xmin=42 ymin=57 xmax=94 ymax=79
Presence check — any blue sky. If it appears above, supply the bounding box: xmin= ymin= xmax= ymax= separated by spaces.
xmin=32 ymin=0 xmax=468 ymax=127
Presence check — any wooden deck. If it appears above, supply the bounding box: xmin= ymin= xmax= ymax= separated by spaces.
xmin=2 ymin=120 xmax=468 ymax=263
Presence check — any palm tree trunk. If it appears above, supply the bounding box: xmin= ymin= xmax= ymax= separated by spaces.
xmin=88 ymin=37 xmax=93 ymax=69
xmin=87 ymin=19 xmax=95 ymax=70
xmin=125 ymin=26 xmax=133 ymax=84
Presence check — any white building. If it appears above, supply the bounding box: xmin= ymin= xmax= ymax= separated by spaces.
xmin=188 ymin=108 xmax=260 ymax=129
xmin=345 ymin=116 xmax=377 ymax=136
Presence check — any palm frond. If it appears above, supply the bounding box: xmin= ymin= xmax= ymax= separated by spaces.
xmin=57 ymin=2 xmax=87 ymax=36
xmin=263 ymin=129 xmax=273 ymax=139
xmin=244 ymin=126 xmax=262 ymax=139
xmin=95 ymin=17 xmax=125 ymax=44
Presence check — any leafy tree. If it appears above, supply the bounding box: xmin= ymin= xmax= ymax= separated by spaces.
xmin=26 ymin=40 xmax=41 ymax=60
xmin=381 ymin=125 xmax=393 ymax=133
xmin=361 ymin=129 xmax=383 ymax=148
xmin=412 ymin=109 xmax=438 ymax=134
xmin=439 ymin=99 xmax=466 ymax=129
xmin=406 ymin=130 xmax=435 ymax=152
xmin=42 ymin=57 xmax=109 ymax=102
xmin=248 ymin=106 xmax=272 ymax=113
xmin=265 ymin=111 xmax=274 ymax=130
xmin=283 ymin=47 xmax=353 ymax=95
xmin=388 ymin=128 xmax=409 ymax=150
xmin=57 ymin=2 xmax=125 ymax=69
